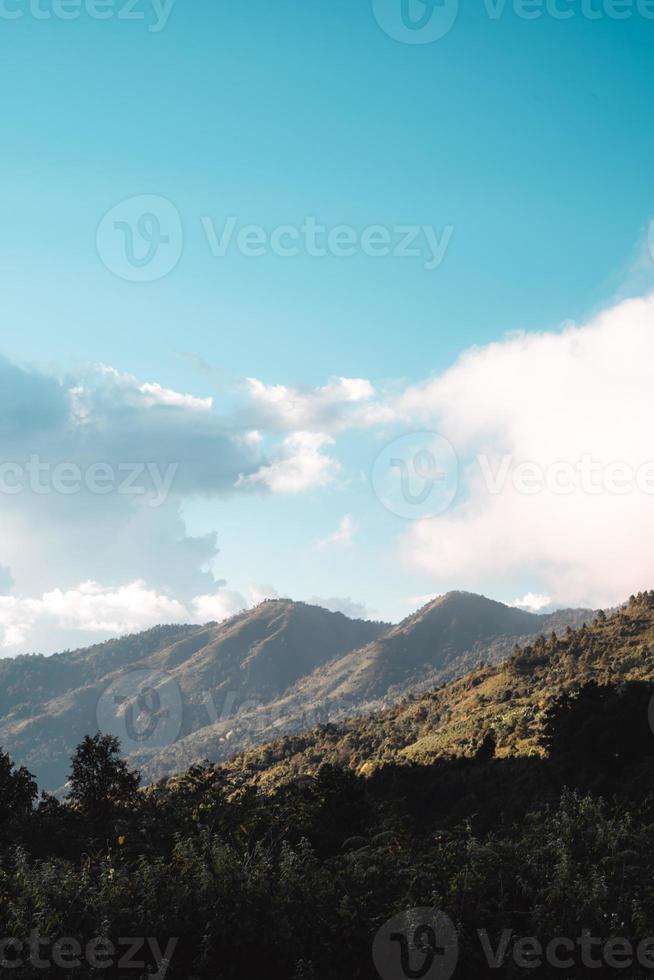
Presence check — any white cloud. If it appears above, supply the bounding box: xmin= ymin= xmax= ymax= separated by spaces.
xmin=397 ymin=293 xmax=654 ymax=608
xmin=242 ymin=429 xmax=263 ymax=446
xmin=0 ymin=580 xmax=253 ymax=653
xmin=510 ymin=592 xmax=552 ymax=613
xmin=6 ymin=289 xmax=654 ymax=642
xmin=318 ymin=514 xmax=357 ymax=549
xmin=249 ymin=583 xmax=282 ymax=606
xmin=191 ymin=590 xmax=247 ymax=623
xmin=309 ymin=595 xmax=374 ymax=620
xmin=243 ymin=375 xmax=393 ymax=431
xmin=0 ymin=356 xmax=271 ymax=635
xmin=237 ymin=431 xmax=339 ymax=493
xmin=0 ymin=580 xmax=188 ymax=650
xmin=136 ymin=381 xmax=213 ymax=412
xmin=406 ymin=592 xmax=440 ymax=607
xmin=91 ymin=365 xmax=213 ymax=411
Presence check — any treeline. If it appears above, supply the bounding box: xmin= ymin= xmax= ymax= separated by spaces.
xmin=1 ymin=680 xmax=654 ymax=977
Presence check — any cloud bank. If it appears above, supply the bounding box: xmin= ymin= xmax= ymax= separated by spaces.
xmin=397 ymin=294 xmax=654 ymax=608
xmin=4 ymin=292 xmax=654 ymax=651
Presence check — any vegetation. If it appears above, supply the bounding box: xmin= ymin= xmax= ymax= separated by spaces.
xmin=221 ymin=592 xmax=654 ymax=791
xmin=0 ymin=594 xmax=588 ymax=792
xmin=1 ymin=594 xmax=654 ymax=977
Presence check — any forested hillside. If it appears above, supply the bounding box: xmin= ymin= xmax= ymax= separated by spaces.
xmin=219 ymin=593 xmax=654 ymax=790
xmin=0 ymin=593 xmax=589 ymax=789
xmin=1 ymin=593 xmax=653 ymax=977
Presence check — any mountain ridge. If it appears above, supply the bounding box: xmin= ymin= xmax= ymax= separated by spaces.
xmin=0 ymin=592 xmax=592 ymax=789
xmin=216 ymin=591 xmax=654 ymax=792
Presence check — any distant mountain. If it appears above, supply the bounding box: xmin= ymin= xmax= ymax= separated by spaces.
xmin=0 ymin=591 xmax=594 ymax=790
xmin=219 ymin=592 xmax=654 ymax=792
xmin=0 ymin=601 xmax=387 ymax=790
xmin=133 ymin=592 xmax=591 ymax=784
xmin=277 ymin=591 xmax=592 ymax=705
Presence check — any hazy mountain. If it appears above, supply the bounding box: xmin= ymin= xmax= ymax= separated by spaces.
xmin=0 ymin=601 xmax=387 ymax=790
xmin=0 ymin=592 xmax=594 ymax=790
xmin=133 ymin=592 xmax=590 ymax=784
xmin=218 ymin=592 xmax=654 ymax=792
xmin=276 ymin=590 xmax=592 ymax=705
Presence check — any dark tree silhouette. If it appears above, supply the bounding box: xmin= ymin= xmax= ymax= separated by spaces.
xmin=0 ymin=747 xmax=37 ymax=844
xmin=67 ymin=732 xmax=140 ymax=819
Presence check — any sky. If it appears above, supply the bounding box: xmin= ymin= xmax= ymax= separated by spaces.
xmin=1 ymin=0 xmax=654 ymax=653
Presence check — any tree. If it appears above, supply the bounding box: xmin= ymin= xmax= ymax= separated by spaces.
xmin=67 ymin=733 xmax=140 ymax=819
xmin=0 ymin=747 xmax=37 ymax=844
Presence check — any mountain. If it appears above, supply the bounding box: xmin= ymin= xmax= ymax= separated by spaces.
xmin=0 ymin=600 xmax=387 ymax=790
xmin=271 ymin=590 xmax=592 ymax=706
xmin=218 ymin=592 xmax=654 ymax=792
xmin=5 ymin=595 xmax=654 ymax=980
xmin=133 ymin=592 xmax=590 ymax=784
xmin=0 ymin=591 xmax=593 ymax=790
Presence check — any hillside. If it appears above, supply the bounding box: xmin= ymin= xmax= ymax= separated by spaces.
xmin=135 ymin=592 xmax=590 ymax=783
xmin=217 ymin=592 xmax=654 ymax=791
xmin=0 ymin=601 xmax=387 ymax=789
xmin=0 ymin=592 xmax=592 ymax=790
xmin=3 ymin=594 xmax=654 ymax=980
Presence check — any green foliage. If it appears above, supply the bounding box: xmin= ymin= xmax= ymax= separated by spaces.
xmin=67 ymin=733 xmax=140 ymax=816
xmin=1 ymin=598 xmax=654 ymax=976
xmin=0 ymin=747 xmax=37 ymax=847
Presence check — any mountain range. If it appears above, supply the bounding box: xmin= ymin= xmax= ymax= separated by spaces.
xmin=0 ymin=591 xmax=591 ymax=790
xmin=221 ymin=593 xmax=654 ymax=793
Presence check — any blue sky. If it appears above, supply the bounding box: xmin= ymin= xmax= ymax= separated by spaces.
xmin=1 ymin=0 xmax=654 ymax=652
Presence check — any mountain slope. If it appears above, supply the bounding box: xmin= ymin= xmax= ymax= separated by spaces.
xmin=216 ymin=592 xmax=654 ymax=791
xmin=0 ymin=601 xmax=387 ymax=790
xmin=277 ymin=591 xmax=591 ymax=705
xmin=137 ymin=592 xmax=591 ymax=783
